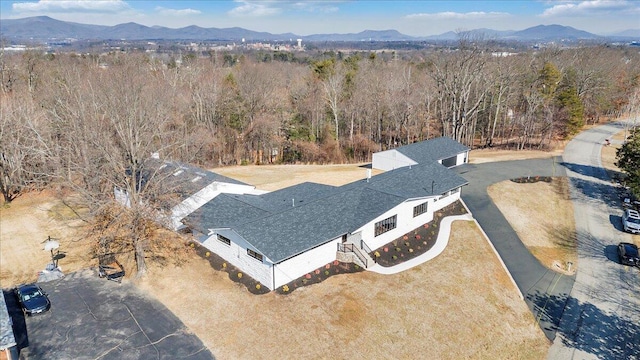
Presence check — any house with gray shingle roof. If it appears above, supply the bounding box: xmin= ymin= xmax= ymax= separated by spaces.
xmin=114 ymin=158 xmax=266 ymax=230
xmin=372 ymin=136 xmax=469 ymax=170
xmin=180 ymin=137 xmax=470 ymax=290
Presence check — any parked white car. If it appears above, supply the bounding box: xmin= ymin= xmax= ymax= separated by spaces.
xmin=623 ymin=209 xmax=640 ymax=234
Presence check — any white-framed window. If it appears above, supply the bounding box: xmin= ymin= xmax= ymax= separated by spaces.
xmin=247 ymin=249 xmax=263 ymax=262
xmin=217 ymin=234 xmax=231 ymax=246
xmin=375 ymin=215 xmax=397 ymax=237
xmin=413 ymin=201 xmax=429 ymax=217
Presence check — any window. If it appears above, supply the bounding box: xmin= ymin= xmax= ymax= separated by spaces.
xmin=375 ymin=215 xmax=397 ymax=237
xmin=451 ymin=187 xmax=460 ymax=194
xmin=247 ymin=249 xmax=263 ymax=262
xmin=217 ymin=234 xmax=231 ymax=246
xmin=413 ymin=202 xmax=429 ymax=217
xmin=441 ymin=156 xmax=457 ymax=168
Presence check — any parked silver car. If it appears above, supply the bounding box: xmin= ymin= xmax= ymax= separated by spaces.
xmin=623 ymin=209 xmax=640 ymax=234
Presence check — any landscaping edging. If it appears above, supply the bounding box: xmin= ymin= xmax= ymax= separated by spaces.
xmin=371 ymin=201 xmax=467 ymax=267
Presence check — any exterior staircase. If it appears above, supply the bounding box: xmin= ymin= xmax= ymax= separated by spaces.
xmin=337 ymin=238 xmax=376 ymax=269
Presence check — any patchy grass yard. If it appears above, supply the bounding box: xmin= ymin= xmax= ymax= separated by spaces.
xmin=1 ymin=162 xmax=550 ymax=359
xmin=488 ymin=178 xmax=577 ymax=274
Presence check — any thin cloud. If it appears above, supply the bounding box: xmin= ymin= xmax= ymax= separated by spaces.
xmin=541 ymin=0 xmax=639 ymax=17
xmin=406 ymin=11 xmax=510 ymax=20
xmin=155 ymin=7 xmax=202 ymax=17
xmin=12 ymin=0 xmax=131 ymax=13
xmin=228 ymin=1 xmax=283 ymax=17
xmin=228 ymin=0 xmax=342 ymax=17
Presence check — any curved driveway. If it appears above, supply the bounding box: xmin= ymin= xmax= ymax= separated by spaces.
xmin=454 ymin=157 xmax=575 ymax=341
xmin=549 ymin=121 xmax=640 ymax=360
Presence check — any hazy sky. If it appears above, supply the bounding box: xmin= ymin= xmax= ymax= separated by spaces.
xmin=2 ymin=0 xmax=639 ymax=36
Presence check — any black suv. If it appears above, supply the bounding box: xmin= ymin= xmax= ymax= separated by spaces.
xmin=617 ymin=242 xmax=640 ymax=267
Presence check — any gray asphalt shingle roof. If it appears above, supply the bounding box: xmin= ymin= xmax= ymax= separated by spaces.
xmin=186 ymin=162 xmax=467 ymax=263
xmin=234 ymin=187 xmax=406 ymax=263
xmin=182 ymin=137 xmax=469 ymax=263
xmin=185 ymin=182 xmax=336 ymax=233
xmin=143 ymin=159 xmax=249 ymax=202
xmin=393 ymin=136 xmax=469 ymax=164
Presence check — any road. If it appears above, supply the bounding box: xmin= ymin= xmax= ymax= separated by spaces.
xmin=548 ymin=121 xmax=640 ymax=360
xmin=455 ymin=158 xmax=575 ymax=341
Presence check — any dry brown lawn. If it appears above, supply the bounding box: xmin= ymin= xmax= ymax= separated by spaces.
xmin=469 ymin=147 xmax=564 ymax=164
xmin=488 ymin=178 xmax=577 ymax=274
xmin=0 ymin=191 xmax=93 ymax=287
xmin=138 ymin=221 xmax=548 ymax=360
xmin=1 ymin=163 xmax=551 ymax=359
xmin=600 ymin=129 xmax=627 ymax=177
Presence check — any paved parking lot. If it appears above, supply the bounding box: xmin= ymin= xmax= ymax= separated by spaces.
xmin=5 ymin=269 xmax=214 ymax=359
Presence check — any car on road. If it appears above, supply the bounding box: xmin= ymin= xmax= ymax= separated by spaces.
xmin=617 ymin=242 xmax=640 ymax=267
xmin=14 ymin=283 xmax=51 ymax=316
xmin=622 ymin=209 xmax=640 ymax=234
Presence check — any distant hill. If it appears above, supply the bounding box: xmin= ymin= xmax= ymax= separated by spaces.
xmin=0 ymin=16 xmax=638 ymax=43
xmin=610 ymin=29 xmax=640 ymax=38
xmin=508 ymin=24 xmax=601 ymax=41
xmin=304 ymin=29 xmax=416 ymax=42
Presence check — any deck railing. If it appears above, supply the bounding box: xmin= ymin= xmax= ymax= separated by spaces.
xmin=337 ymin=243 xmax=368 ymax=268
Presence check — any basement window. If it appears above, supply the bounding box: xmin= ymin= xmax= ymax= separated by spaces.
xmin=217 ymin=234 xmax=231 ymax=246
xmin=374 ymin=215 xmax=397 ymax=237
xmin=413 ymin=201 xmax=429 ymax=217
xmin=247 ymin=249 xmax=263 ymax=262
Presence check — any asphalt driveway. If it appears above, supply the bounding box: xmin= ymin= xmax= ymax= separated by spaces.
xmin=455 ymin=157 xmax=575 ymax=341
xmin=5 ymin=269 xmax=214 ymax=360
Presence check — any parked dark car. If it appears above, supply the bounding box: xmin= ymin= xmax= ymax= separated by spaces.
xmin=617 ymin=242 xmax=640 ymax=267
xmin=14 ymin=284 xmax=51 ymax=316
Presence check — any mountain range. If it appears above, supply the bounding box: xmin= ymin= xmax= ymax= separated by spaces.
xmin=1 ymin=16 xmax=639 ymax=43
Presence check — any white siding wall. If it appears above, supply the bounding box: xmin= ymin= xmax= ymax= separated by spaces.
xmin=357 ymin=198 xmax=435 ymax=250
xmin=273 ymin=238 xmax=341 ymax=290
xmin=358 ymin=189 xmax=462 ymax=251
xmin=202 ymin=229 xmax=273 ymax=289
xmin=433 ymin=188 xmax=461 ymax=211
xmin=372 ymin=150 xmax=418 ymax=171
xmin=456 ymin=151 xmax=469 ymax=166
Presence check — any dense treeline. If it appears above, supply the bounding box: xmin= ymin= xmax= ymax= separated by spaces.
xmin=1 ymin=43 xmax=640 ymax=204
xmin=2 ymin=41 xmax=639 ymax=275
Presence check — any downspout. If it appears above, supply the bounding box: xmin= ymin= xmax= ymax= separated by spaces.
xmin=272 ymin=263 xmax=276 ymax=290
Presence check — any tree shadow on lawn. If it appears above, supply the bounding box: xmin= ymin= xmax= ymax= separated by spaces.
xmin=371 ymin=201 xmax=467 ymax=267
